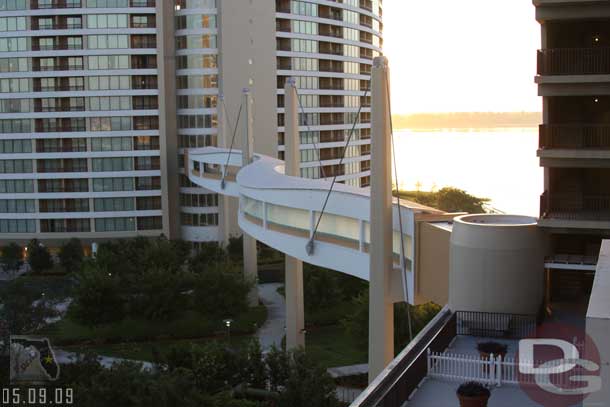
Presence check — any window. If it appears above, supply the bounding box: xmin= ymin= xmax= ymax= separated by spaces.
xmin=91 ymin=137 xmax=132 ymax=151
xmin=90 ymin=117 xmax=131 ymax=131
xmin=92 ymin=177 xmax=134 ymax=192
xmin=176 ymin=55 xmax=218 ymax=70
xmin=0 ymin=58 xmax=27 ymax=73
xmin=86 ymin=0 xmax=129 ymax=7
xmin=0 ymin=37 xmax=27 ymax=52
xmin=137 ymin=216 xmax=162 ymax=230
xmin=0 ymin=0 xmax=28 ymax=11
xmin=94 ymin=197 xmax=135 ymax=212
xmin=136 ymin=196 xmax=161 ymax=210
xmin=88 ymin=76 xmax=130 ymax=90
xmin=0 ymin=179 xmax=33 ymax=193
xmin=87 ymin=55 xmax=129 ymax=70
xmin=177 ymin=114 xmax=216 ymax=129
xmin=0 ymin=139 xmax=31 ymax=153
xmin=180 ymin=212 xmax=218 ymax=226
xmin=0 ymin=219 xmax=35 ymax=233
xmin=89 ymin=96 xmax=131 ymax=111
xmin=95 ymin=217 xmax=135 ymax=232
xmin=176 ymin=75 xmax=218 ymax=89
xmin=179 ymin=193 xmax=218 ymax=208
xmin=0 ymin=78 xmax=30 ymax=93
xmin=0 ymin=99 xmax=29 ymax=113
xmin=87 ymin=35 xmax=129 ymax=49
xmin=176 ymin=35 xmax=217 ymax=50
xmin=291 ymin=20 xmax=318 ymax=35
xmin=0 ymin=160 xmax=32 ymax=174
xmin=175 ymin=14 xmax=217 ymax=29
xmin=0 ymin=200 xmax=35 ymax=213
xmin=0 ymin=17 xmax=27 ymax=32
xmin=92 ymin=157 xmax=133 ymax=172
xmin=87 ymin=14 xmax=128 ymax=29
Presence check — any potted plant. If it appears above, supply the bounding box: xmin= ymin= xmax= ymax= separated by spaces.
xmin=477 ymin=341 xmax=508 ymax=360
xmin=456 ymin=381 xmax=491 ymax=407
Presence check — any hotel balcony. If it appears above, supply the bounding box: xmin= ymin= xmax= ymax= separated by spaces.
xmin=537 ymin=47 xmax=610 ymax=76
xmin=538 ymin=124 xmax=610 ymax=159
xmin=539 ymin=190 xmax=610 ymax=229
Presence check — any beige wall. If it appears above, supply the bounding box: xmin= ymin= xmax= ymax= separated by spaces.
xmin=217 ymin=0 xmax=278 ymax=241
xmin=415 ymin=221 xmax=452 ymax=306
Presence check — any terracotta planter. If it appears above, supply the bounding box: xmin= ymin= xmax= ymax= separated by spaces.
xmin=457 ymin=394 xmax=490 ymax=407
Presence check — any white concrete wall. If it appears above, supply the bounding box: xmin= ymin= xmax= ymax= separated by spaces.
xmin=449 ymin=214 xmax=546 ymax=315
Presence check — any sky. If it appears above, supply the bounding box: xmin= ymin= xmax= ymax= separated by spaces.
xmin=383 ymin=0 xmax=542 ymax=114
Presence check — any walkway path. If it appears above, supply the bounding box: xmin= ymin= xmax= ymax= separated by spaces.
xmin=256 ymin=283 xmax=285 ymax=350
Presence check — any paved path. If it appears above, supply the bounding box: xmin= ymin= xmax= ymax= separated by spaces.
xmin=54 ymin=349 xmax=154 ymax=371
xmin=256 ymin=283 xmax=285 ymax=350
xmin=0 ymin=263 xmax=30 ymax=281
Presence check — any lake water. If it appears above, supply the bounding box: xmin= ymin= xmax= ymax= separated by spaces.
xmin=392 ymin=128 xmax=543 ymax=217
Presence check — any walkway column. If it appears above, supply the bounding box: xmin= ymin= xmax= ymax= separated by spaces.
xmin=284 ymin=78 xmax=305 ymax=349
xmin=368 ymin=56 xmax=394 ymax=382
xmin=242 ymin=89 xmax=259 ymax=307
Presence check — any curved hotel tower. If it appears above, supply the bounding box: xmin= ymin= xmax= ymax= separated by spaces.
xmin=0 ymin=0 xmax=382 ymax=247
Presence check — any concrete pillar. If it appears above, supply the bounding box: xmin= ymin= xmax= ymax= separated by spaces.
xmin=284 ymin=78 xmax=305 ymax=349
xmin=217 ymin=94 xmax=232 ymax=248
xmin=368 ymin=56 xmax=394 ymax=383
xmin=242 ymin=89 xmax=258 ymax=307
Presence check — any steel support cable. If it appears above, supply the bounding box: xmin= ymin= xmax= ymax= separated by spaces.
xmin=306 ymin=82 xmax=371 ymax=256
xmin=386 ymin=78 xmax=414 ymax=343
xmin=220 ymin=98 xmax=243 ymax=190
xmin=293 ymin=86 xmax=326 ymax=179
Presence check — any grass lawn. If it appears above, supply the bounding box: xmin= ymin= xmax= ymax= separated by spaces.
xmin=305 ymin=325 xmax=366 ymax=369
xmin=42 ymin=306 xmax=267 ymax=347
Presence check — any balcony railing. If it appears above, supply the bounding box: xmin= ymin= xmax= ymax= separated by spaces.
xmin=541 ymin=190 xmax=610 ymax=220
xmin=539 ymin=124 xmax=610 ymax=149
xmin=537 ymin=47 xmax=610 ymax=76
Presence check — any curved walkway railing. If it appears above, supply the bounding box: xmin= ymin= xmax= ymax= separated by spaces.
xmin=188 ymin=147 xmax=441 ymax=296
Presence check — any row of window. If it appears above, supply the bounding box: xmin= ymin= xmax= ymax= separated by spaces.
xmin=175 ymin=15 xmax=216 ymax=30
xmin=180 ymin=212 xmax=218 ymax=227
xmin=0 ymin=199 xmax=35 ymax=213
xmin=179 ymin=193 xmax=218 ymax=208
xmin=176 ymin=54 xmax=217 ymax=70
xmin=175 ymin=0 xmax=217 ymax=10
xmin=176 ymin=34 xmax=217 ymax=50
xmin=0 ymin=139 xmax=32 ymax=153
xmin=0 ymin=160 xmax=32 ymax=174
xmin=176 ymin=75 xmax=218 ymax=89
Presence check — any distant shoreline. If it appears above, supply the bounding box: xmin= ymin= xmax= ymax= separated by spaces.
xmin=391 ymin=112 xmax=541 ymax=130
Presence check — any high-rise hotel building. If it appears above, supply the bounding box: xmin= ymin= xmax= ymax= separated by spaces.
xmin=535 ymin=0 xmax=610 ymax=310
xmin=0 ymin=0 xmax=382 ymax=246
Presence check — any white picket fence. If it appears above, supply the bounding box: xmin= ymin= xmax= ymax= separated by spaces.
xmin=427 ymin=349 xmax=577 ymax=388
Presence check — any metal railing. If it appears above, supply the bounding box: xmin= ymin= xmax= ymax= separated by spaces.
xmin=455 ymin=311 xmax=537 ymax=339
xmin=350 ymin=306 xmax=456 ymax=407
xmin=537 ymin=47 xmax=610 ymax=75
xmin=539 ymin=124 xmax=610 ymax=149
xmin=541 ymin=191 xmax=610 ymax=220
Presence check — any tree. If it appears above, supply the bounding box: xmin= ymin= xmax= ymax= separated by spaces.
xmin=342 ymin=291 xmax=442 ymax=350
xmin=0 ymin=280 xmax=54 ymax=356
xmin=70 ymin=263 xmax=126 ymax=325
xmin=59 ymin=238 xmax=84 ymax=274
xmin=278 ymin=349 xmax=340 ymax=407
xmin=227 ymin=236 xmax=243 ymax=262
xmin=27 ymin=239 xmax=53 ymax=273
xmin=303 ymin=266 xmax=341 ymax=313
xmin=241 ymin=339 xmax=267 ymax=389
xmin=434 ymin=187 xmax=489 ymax=213
xmin=190 ymin=243 xmax=227 ymax=273
xmin=192 ymin=263 xmax=251 ymax=318
xmin=1 ymin=242 xmax=22 ymax=274
xmin=264 ymin=345 xmax=290 ymax=392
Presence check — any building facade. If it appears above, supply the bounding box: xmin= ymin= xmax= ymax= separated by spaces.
xmin=0 ymin=0 xmax=382 ymax=246
xmin=534 ymin=0 xmax=610 ymax=311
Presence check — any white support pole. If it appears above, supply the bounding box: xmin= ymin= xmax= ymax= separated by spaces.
xmin=242 ymin=89 xmax=258 ymax=307
xmin=368 ymin=56 xmax=394 ymax=383
xmin=284 ymin=78 xmax=305 ymax=349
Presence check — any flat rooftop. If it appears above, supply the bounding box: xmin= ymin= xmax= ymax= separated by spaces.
xmin=404 ymin=335 xmax=575 ymax=407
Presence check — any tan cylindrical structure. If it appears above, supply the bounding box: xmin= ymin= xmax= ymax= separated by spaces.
xmin=284 ymin=78 xmax=305 ymax=349
xmin=449 ymin=214 xmax=545 ymax=315
xmin=368 ymin=56 xmax=394 ymax=383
